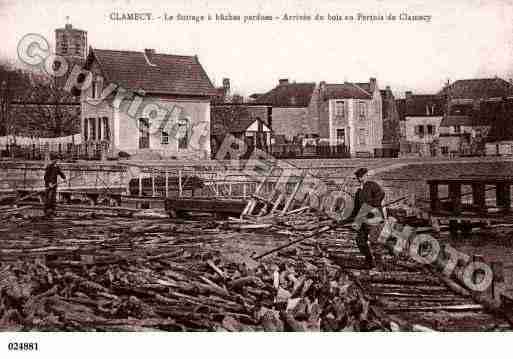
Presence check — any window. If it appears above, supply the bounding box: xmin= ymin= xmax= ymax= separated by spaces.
xmin=103 ymin=117 xmax=110 ymax=141
xmin=415 ymin=125 xmax=425 ymax=137
xmin=335 ymin=101 xmax=345 ymax=117
xmin=97 ymin=117 xmax=102 ymax=140
xmin=161 ymin=130 xmax=169 ymax=145
xmin=178 ymin=118 xmax=189 ymax=149
xmin=91 ymin=79 xmax=96 ymax=99
xmin=358 ymin=128 xmax=367 ymax=145
xmin=139 ymin=118 xmax=150 ymax=149
xmin=90 ymin=118 xmax=96 ymax=141
xmin=454 ymin=125 xmax=461 ymax=133
xmin=427 ymin=125 xmax=434 ymax=135
xmin=359 ymin=101 xmax=366 ymax=120
xmin=83 ymin=118 xmax=89 ymax=141
xmin=336 ymin=129 xmax=345 ymax=144
xmin=91 ymin=78 xmax=102 ymax=99
xmin=441 ymin=146 xmax=449 ymax=155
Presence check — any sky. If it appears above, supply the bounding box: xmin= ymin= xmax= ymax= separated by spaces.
xmin=1 ymin=0 xmax=513 ymax=98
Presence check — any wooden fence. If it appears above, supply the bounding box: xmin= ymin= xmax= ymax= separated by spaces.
xmin=270 ymin=144 xmax=350 ymax=159
xmin=1 ymin=142 xmax=110 ymax=161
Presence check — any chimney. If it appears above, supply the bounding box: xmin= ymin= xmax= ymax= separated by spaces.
xmin=279 ymin=79 xmax=289 ymax=86
xmin=65 ymin=23 xmax=72 ymax=30
xmin=222 ymin=78 xmax=230 ymax=91
xmin=319 ymin=81 xmax=327 ymax=99
xmin=143 ymin=49 xmax=156 ymax=66
xmin=369 ymin=77 xmax=377 ymax=92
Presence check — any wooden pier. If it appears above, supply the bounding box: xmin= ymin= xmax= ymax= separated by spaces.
xmin=427 ymin=177 xmax=513 ymax=234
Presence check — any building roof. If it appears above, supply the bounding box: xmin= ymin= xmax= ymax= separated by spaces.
xmin=440 ymin=115 xmax=473 ymax=127
xmin=86 ymin=48 xmax=216 ymax=97
xmin=396 ymin=99 xmax=406 ymax=121
xmin=211 ymin=105 xmax=270 ymax=136
xmin=486 ymin=99 xmax=513 ymax=142
xmin=212 ymin=115 xmax=267 ymax=135
xmin=230 ymin=117 xmax=265 ymax=133
xmin=404 ymin=94 xmax=444 ymax=117
xmin=380 ymin=88 xmax=396 ymax=118
xmin=254 ymin=82 xmax=316 ymax=107
xmin=438 ymin=78 xmax=513 ymax=100
xmin=211 ymin=87 xmax=228 ymax=104
xmin=354 ymin=82 xmax=372 ymax=93
xmin=440 ymin=100 xmax=503 ymax=127
xmin=323 ymin=83 xmax=371 ymax=100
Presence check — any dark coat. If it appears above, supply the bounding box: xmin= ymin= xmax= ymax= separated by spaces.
xmin=44 ymin=163 xmax=66 ymax=187
xmin=347 ymin=181 xmax=385 ymax=221
xmin=360 ymin=180 xmax=385 ymax=209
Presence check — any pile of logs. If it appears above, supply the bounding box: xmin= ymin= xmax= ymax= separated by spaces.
xmin=0 ymin=217 xmax=400 ymax=332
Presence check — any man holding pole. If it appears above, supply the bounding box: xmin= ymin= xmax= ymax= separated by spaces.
xmin=43 ymin=160 xmax=66 ymax=217
xmin=346 ymin=167 xmax=387 ymax=270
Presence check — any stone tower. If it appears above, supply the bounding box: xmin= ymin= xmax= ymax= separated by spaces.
xmin=55 ymin=19 xmax=87 ymax=60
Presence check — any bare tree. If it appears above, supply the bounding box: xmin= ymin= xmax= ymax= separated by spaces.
xmin=8 ymin=68 xmax=80 ymax=138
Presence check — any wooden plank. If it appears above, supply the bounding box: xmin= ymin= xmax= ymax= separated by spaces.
xmin=165 ymin=171 xmax=169 ymax=197
xmin=31 ymin=203 xmax=141 ymax=213
xmin=281 ymin=174 xmax=304 ymax=215
xmin=151 ymin=171 xmax=155 ymax=197
xmin=430 ymin=182 xmax=439 ymax=212
xmin=472 ymin=183 xmax=486 ymax=211
xmin=178 ymin=169 xmax=182 ymax=197
xmin=165 ymin=198 xmax=247 ymax=216
xmin=448 ymin=182 xmax=462 ymax=214
xmin=496 ymin=183 xmax=511 ymax=210
xmin=270 ymin=193 xmax=284 ymax=214
xmin=0 ymin=205 xmax=33 ymax=216
xmin=386 ymin=304 xmax=484 ymax=312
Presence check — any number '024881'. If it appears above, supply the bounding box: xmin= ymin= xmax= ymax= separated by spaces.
xmin=8 ymin=342 xmax=39 ymax=351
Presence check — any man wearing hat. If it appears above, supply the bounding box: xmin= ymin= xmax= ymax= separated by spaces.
xmin=348 ymin=167 xmax=386 ymax=269
xmin=43 ymin=160 xmax=66 ymax=217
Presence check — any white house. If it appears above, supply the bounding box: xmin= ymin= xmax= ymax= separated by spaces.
xmin=80 ymin=48 xmax=217 ymax=159
xmin=400 ymin=92 xmax=444 ymax=156
xmin=318 ymin=78 xmax=384 ymax=157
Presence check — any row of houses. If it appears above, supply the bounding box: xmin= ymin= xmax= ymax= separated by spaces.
xmin=211 ymin=78 xmax=400 ymax=158
xmin=7 ymin=23 xmax=513 ymax=160
xmin=66 ymin=44 xmax=513 ymax=160
xmin=398 ymin=78 xmax=513 ymax=157
xmin=78 ymin=46 xmax=404 ymax=160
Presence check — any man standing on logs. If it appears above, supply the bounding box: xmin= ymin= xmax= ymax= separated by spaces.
xmin=44 ymin=160 xmax=66 ymax=217
xmin=346 ymin=167 xmax=386 ymax=270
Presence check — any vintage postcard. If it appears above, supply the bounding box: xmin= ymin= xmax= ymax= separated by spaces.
xmin=0 ymin=0 xmax=512 ymax=356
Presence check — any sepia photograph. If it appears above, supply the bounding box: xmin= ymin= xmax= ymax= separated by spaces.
xmin=1 ymin=0 xmax=513 ymax=356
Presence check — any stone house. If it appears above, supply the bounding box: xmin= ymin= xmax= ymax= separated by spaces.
xmin=253 ymin=80 xmax=320 ymax=142
xmin=380 ymin=87 xmax=401 ymax=157
xmin=484 ymin=98 xmax=513 ymax=155
xmin=80 ymin=48 xmax=216 ymax=159
xmin=254 ymin=78 xmax=391 ymax=157
xmin=399 ymin=92 xmax=444 ymax=156
xmin=438 ymin=78 xmax=513 ymax=155
xmin=210 ymin=103 xmax=272 ymax=157
xmin=317 ymin=78 xmax=384 ymax=157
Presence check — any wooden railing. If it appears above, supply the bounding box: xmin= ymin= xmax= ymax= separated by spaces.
xmin=1 ymin=142 xmax=111 ymax=161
